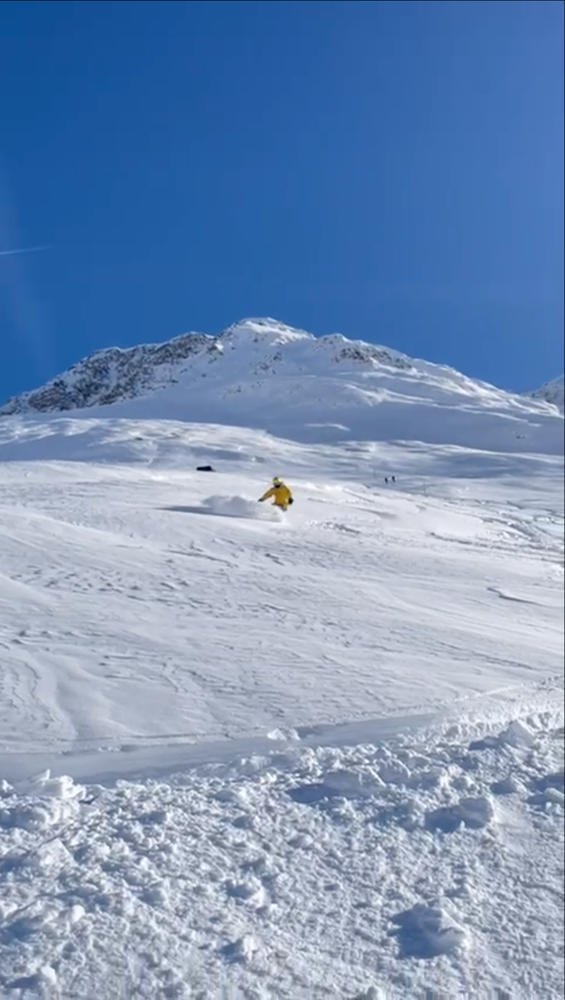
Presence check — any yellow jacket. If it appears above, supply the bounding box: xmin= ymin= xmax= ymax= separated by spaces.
xmin=259 ymin=482 xmax=293 ymax=509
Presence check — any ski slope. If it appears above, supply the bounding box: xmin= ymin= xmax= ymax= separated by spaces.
xmin=0 ymin=419 xmax=562 ymax=766
xmin=0 ymin=321 xmax=563 ymax=998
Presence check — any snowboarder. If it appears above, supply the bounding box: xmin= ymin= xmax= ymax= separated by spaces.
xmin=258 ymin=477 xmax=294 ymax=511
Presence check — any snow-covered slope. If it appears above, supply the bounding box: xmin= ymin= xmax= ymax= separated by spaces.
xmin=2 ymin=318 xmax=562 ymax=454
xmin=530 ymin=374 xmax=565 ymax=412
xmin=0 ymin=321 xmax=563 ymax=998
xmin=0 ymin=318 xmax=411 ymax=414
xmin=0 ymin=433 xmax=562 ymax=998
xmin=1 ymin=708 xmax=562 ymax=1000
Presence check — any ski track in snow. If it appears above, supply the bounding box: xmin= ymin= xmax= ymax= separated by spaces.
xmin=0 ymin=416 xmax=563 ymax=998
xmin=0 ymin=432 xmax=562 ymax=764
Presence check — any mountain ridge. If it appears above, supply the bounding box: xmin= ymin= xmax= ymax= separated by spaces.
xmin=1 ymin=318 xmax=562 ymax=454
xmin=529 ymin=374 xmax=564 ymax=412
xmin=1 ymin=318 xmax=413 ymax=416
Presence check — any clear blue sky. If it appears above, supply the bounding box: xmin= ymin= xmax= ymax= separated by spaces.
xmin=1 ymin=0 xmax=563 ymax=402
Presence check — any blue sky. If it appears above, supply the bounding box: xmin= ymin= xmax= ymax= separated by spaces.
xmin=1 ymin=0 xmax=563 ymax=401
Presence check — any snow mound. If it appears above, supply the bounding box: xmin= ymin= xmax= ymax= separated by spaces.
xmin=425 ymin=795 xmax=494 ymax=833
xmin=499 ymin=720 xmax=537 ymax=748
xmin=204 ymin=494 xmax=283 ymax=520
xmin=0 ymin=771 xmax=85 ymax=832
xmin=470 ymin=719 xmax=537 ymax=751
xmin=390 ymin=903 xmax=465 ymax=959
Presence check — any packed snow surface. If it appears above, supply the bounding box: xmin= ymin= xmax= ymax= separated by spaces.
xmin=0 ymin=319 xmax=563 ymax=998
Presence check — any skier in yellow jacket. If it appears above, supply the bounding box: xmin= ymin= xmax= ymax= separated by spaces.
xmin=258 ymin=477 xmax=294 ymax=511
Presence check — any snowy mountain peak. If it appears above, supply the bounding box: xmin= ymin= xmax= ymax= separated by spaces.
xmin=529 ymin=375 xmax=564 ymax=412
xmin=1 ymin=318 xmax=562 ymax=454
xmin=0 ymin=317 xmax=411 ymax=419
xmin=221 ymin=317 xmax=314 ymax=345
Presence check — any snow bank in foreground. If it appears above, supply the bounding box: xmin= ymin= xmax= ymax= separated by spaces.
xmin=0 ymin=716 xmax=562 ymax=999
xmin=205 ymin=494 xmax=283 ymax=520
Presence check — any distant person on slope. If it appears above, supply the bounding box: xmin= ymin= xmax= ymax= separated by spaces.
xmin=258 ymin=477 xmax=294 ymax=511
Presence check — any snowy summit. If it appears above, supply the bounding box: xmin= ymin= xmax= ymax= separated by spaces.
xmin=529 ymin=374 xmax=565 ymax=413
xmin=0 ymin=318 xmax=563 ymax=999
xmin=2 ymin=318 xmax=562 ymax=453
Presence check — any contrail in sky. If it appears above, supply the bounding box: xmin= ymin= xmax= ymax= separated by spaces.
xmin=0 ymin=245 xmax=50 ymax=257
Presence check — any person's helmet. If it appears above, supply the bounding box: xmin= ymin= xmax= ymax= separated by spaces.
xmin=272 ymin=476 xmax=282 ymax=485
